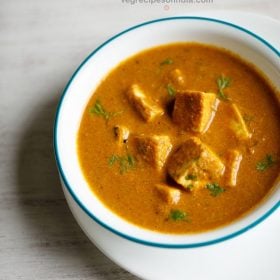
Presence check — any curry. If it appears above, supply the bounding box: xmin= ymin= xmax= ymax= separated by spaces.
xmin=77 ymin=43 xmax=280 ymax=233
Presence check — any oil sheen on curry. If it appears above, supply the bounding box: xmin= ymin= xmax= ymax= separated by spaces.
xmin=78 ymin=43 xmax=280 ymax=233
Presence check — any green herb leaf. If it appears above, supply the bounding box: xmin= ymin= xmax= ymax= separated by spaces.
xmin=256 ymin=154 xmax=277 ymax=171
xmin=217 ymin=75 xmax=231 ymax=89
xmin=217 ymin=90 xmax=229 ymax=101
xmin=167 ymin=84 xmax=176 ymax=97
xmin=217 ymin=75 xmax=231 ymax=101
xmin=90 ymin=100 xmax=122 ymax=120
xmin=127 ymin=154 xmax=136 ymax=166
xmin=185 ymin=174 xmax=197 ymax=181
xmin=169 ymin=210 xmax=188 ymax=221
xmin=160 ymin=58 xmax=173 ymax=66
xmin=108 ymin=155 xmax=119 ymax=166
xmin=90 ymin=100 xmax=110 ymax=119
xmin=109 ymin=153 xmax=136 ymax=174
xmin=206 ymin=183 xmax=225 ymax=197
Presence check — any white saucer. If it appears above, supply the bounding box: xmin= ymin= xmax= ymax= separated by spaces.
xmin=62 ymin=12 xmax=280 ymax=280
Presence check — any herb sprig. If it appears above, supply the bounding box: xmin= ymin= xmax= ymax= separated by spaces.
xmin=160 ymin=58 xmax=173 ymax=66
xmin=108 ymin=153 xmax=136 ymax=174
xmin=167 ymin=84 xmax=176 ymax=97
xmin=90 ymin=100 xmax=122 ymax=120
xmin=217 ymin=75 xmax=231 ymax=101
xmin=206 ymin=183 xmax=225 ymax=197
xmin=256 ymin=154 xmax=277 ymax=172
xmin=169 ymin=210 xmax=189 ymax=221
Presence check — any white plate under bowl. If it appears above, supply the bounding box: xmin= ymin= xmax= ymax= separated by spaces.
xmin=56 ymin=12 xmax=280 ymax=280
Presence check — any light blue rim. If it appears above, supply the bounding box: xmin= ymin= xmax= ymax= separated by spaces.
xmin=54 ymin=16 xmax=280 ymax=249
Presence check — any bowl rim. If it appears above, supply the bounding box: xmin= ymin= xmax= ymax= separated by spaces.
xmin=53 ymin=16 xmax=280 ymax=249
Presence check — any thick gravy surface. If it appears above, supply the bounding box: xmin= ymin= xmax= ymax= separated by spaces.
xmin=78 ymin=43 xmax=280 ymax=233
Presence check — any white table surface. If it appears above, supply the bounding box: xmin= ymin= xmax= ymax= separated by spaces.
xmin=0 ymin=1 xmax=279 ymax=279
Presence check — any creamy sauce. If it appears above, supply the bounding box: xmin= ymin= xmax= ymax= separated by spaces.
xmin=78 ymin=43 xmax=280 ymax=233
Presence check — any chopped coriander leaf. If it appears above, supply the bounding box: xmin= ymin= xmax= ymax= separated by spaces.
xmin=90 ymin=100 xmax=110 ymax=119
xmin=217 ymin=90 xmax=229 ymax=101
xmin=108 ymin=155 xmax=119 ymax=166
xmin=256 ymin=154 xmax=277 ymax=171
xmin=90 ymin=100 xmax=122 ymax=120
xmin=217 ymin=74 xmax=231 ymax=89
xmin=186 ymin=184 xmax=194 ymax=189
xmin=169 ymin=210 xmax=188 ymax=221
xmin=119 ymin=155 xmax=135 ymax=174
xmin=160 ymin=58 xmax=173 ymax=66
xmin=109 ymin=153 xmax=136 ymax=174
xmin=206 ymin=183 xmax=225 ymax=197
xmin=185 ymin=174 xmax=197 ymax=180
xmin=127 ymin=154 xmax=136 ymax=166
xmin=216 ymin=75 xmax=231 ymax=101
xmin=167 ymin=84 xmax=176 ymax=97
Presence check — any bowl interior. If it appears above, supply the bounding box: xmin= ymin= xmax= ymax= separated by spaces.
xmin=55 ymin=17 xmax=280 ymax=247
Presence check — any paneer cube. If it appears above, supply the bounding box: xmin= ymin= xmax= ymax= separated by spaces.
xmin=172 ymin=90 xmax=218 ymax=133
xmin=126 ymin=84 xmax=164 ymax=122
xmin=155 ymin=184 xmax=181 ymax=205
xmin=167 ymin=137 xmax=225 ymax=190
xmin=169 ymin=69 xmax=185 ymax=88
xmin=134 ymin=135 xmax=172 ymax=170
xmin=228 ymin=104 xmax=251 ymax=140
xmin=113 ymin=125 xmax=130 ymax=145
xmin=223 ymin=150 xmax=243 ymax=187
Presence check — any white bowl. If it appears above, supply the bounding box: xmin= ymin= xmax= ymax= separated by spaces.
xmin=54 ymin=16 xmax=280 ymax=248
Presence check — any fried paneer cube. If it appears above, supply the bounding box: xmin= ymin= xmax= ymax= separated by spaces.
xmin=167 ymin=137 xmax=225 ymax=190
xmin=135 ymin=135 xmax=172 ymax=170
xmin=223 ymin=149 xmax=243 ymax=187
xmin=126 ymin=84 xmax=164 ymax=122
xmin=228 ymin=104 xmax=251 ymax=140
xmin=155 ymin=184 xmax=181 ymax=205
xmin=172 ymin=90 xmax=218 ymax=133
